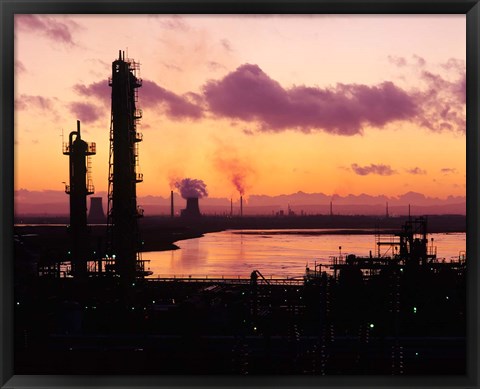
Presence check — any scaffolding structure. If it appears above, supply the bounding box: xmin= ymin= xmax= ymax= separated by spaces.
xmin=106 ymin=50 xmax=149 ymax=282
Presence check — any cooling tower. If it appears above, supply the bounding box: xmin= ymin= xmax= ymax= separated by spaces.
xmin=181 ymin=197 xmax=201 ymax=217
xmin=88 ymin=197 xmax=106 ymax=224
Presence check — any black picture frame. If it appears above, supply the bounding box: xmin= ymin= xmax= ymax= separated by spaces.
xmin=1 ymin=1 xmax=478 ymax=388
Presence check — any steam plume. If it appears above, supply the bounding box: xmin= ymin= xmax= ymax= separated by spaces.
xmin=174 ymin=178 xmax=208 ymax=199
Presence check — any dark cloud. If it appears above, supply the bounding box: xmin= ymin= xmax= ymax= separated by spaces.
xmin=15 ymin=94 xmax=52 ymax=111
xmin=15 ymin=15 xmax=78 ymax=45
xmin=351 ymin=163 xmax=397 ymax=176
xmin=68 ymin=102 xmax=103 ymax=123
xmin=406 ymin=167 xmax=427 ymax=175
xmin=141 ymin=79 xmax=204 ymax=120
xmin=203 ymin=64 xmax=417 ymax=135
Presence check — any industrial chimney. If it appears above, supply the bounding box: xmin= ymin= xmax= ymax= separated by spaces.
xmin=171 ymin=190 xmax=174 ymax=218
xmin=181 ymin=197 xmax=201 ymax=217
xmin=240 ymin=195 xmax=243 ymax=217
xmin=88 ymin=197 xmax=106 ymax=224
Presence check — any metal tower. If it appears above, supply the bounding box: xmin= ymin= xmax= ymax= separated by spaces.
xmin=106 ymin=50 xmax=145 ymax=282
xmin=63 ymin=120 xmax=96 ymax=278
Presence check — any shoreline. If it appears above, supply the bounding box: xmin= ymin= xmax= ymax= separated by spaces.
xmin=14 ymin=214 xmax=466 ymax=259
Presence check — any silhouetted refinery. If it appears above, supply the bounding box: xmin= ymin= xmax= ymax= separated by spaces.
xmin=14 ymin=51 xmax=466 ymax=375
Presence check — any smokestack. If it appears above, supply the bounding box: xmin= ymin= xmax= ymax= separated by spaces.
xmin=386 ymin=202 xmax=389 ymax=218
xmin=230 ymin=198 xmax=233 ymax=217
xmin=171 ymin=190 xmax=174 ymax=218
xmin=88 ymin=197 xmax=106 ymax=224
xmin=181 ymin=197 xmax=201 ymax=218
xmin=330 ymin=201 xmax=333 ymax=217
xmin=240 ymin=196 xmax=243 ymax=217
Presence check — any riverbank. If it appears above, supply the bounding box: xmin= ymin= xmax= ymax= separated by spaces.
xmin=14 ymin=214 xmax=465 ymax=262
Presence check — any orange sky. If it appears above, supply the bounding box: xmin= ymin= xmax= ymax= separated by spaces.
xmin=14 ymin=15 xmax=466 ymax=200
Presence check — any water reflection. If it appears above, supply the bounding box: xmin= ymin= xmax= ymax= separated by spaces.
xmin=146 ymin=230 xmax=466 ymax=279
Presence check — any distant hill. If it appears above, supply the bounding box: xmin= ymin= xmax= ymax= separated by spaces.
xmin=14 ymin=189 xmax=465 ymax=217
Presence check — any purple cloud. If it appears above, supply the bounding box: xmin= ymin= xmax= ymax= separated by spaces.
xmin=74 ymin=81 xmax=110 ymax=103
xmin=15 ymin=60 xmax=26 ymax=74
xmin=221 ymin=39 xmax=233 ymax=52
xmin=412 ymin=54 xmax=426 ymax=67
xmin=406 ymin=167 xmax=427 ymax=175
xmin=351 ymin=163 xmax=397 ymax=176
xmin=388 ymin=55 xmax=407 ymax=67
xmin=141 ymin=80 xmax=203 ymax=120
xmin=15 ymin=15 xmax=77 ymax=45
xmin=415 ymin=70 xmax=465 ymax=132
xmin=68 ymin=102 xmax=103 ymax=123
xmin=441 ymin=168 xmax=458 ymax=175
xmin=15 ymin=94 xmax=52 ymax=111
xmin=203 ymin=64 xmax=417 ymax=135
xmin=74 ymin=78 xmax=203 ymax=120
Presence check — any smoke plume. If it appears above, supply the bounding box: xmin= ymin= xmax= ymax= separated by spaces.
xmin=212 ymin=143 xmax=254 ymax=197
xmin=174 ymin=178 xmax=208 ymax=199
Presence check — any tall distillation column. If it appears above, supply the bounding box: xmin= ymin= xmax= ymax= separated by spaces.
xmin=106 ymin=50 xmax=144 ymax=282
xmin=63 ymin=120 xmax=96 ymax=278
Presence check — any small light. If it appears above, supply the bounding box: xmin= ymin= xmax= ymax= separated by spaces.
xmin=132 ymin=283 xmax=135 ymax=286
xmin=152 ymin=300 xmax=155 ymax=304
xmin=415 ymin=352 xmax=419 ymax=356
xmin=16 ymin=302 xmax=20 ymax=306
xmin=68 ymin=251 xmax=71 ymax=255
xmin=446 ymin=296 xmax=449 ymax=300
xmin=112 ymin=254 xmax=116 ymax=259
xmin=369 ymin=323 xmax=374 ymax=328
xmin=253 ymin=327 xmax=257 ymax=331
xmin=413 ymin=307 xmax=417 ymax=313
xmin=132 ymin=307 xmax=135 ymax=310
xmin=400 ymin=268 xmax=403 ymax=272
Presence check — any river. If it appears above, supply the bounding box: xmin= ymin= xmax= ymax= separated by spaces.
xmin=143 ymin=229 xmax=466 ymax=279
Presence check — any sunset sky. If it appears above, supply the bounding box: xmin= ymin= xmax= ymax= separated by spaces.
xmin=14 ymin=14 xmax=466 ymax=202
